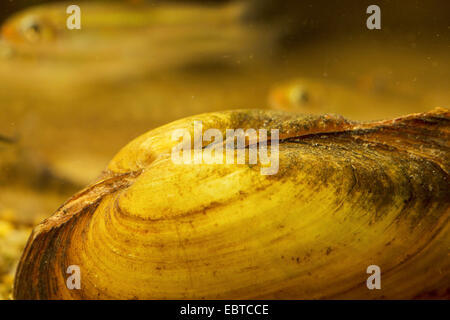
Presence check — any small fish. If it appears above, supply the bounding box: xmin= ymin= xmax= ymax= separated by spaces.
xmin=0 ymin=1 xmax=273 ymax=66
xmin=268 ymin=77 xmax=431 ymax=120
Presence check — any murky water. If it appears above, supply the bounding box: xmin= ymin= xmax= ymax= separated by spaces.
xmin=0 ymin=0 xmax=449 ymax=299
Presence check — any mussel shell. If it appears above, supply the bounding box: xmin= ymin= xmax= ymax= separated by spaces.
xmin=14 ymin=108 xmax=450 ymax=299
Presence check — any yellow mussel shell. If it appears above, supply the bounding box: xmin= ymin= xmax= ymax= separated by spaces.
xmin=14 ymin=108 xmax=450 ymax=299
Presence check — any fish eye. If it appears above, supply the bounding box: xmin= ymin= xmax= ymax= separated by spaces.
xmin=28 ymin=23 xmax=41 ymax=34
xmin=299 ymin=91 xmax=309 ymax=103
xmin=21 ymin=18 xmax=43 ymax=43
xmin=289 ymin=86 xmax=310 ymax=106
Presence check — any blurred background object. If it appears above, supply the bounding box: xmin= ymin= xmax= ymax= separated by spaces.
xmin=0 ymin=0 xmax=449 ymax=299
xmin=243 ymin=0 xmax=450 ymax=46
